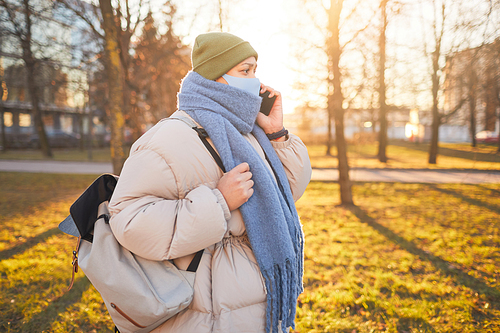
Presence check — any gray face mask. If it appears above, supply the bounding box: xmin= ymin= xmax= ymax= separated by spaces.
xmin=222 ymin=74 xmax=261 ymax=96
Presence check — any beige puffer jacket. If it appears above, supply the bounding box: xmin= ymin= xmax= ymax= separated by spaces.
xmin=108 ymin=110 xmax=312 ymax=332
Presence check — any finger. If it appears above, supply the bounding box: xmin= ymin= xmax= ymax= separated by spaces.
xmin=234 ymin=162 xmax=250 ymax=173
xmin=260 ymin=83 xmax=266 ymax=93
xmin=237 ymin=174 xmax=252 ymax=185
xmin=261 ymin=85 xmax=276 ymax=96
xmin=241 ymin=178 xmax=254 ymax=190
xmin=242 ymin=171 xmax=253 ymax=181
xmin=265 ymin=87 xmax=275 ymax=97
xmin=270 ymin=89 xmax=280 ymax=98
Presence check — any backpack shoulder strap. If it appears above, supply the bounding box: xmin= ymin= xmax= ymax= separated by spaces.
xmin=165 ymin=114 xmax=225 ymax=273
xmin=169 ymin=115 xmax=226 ymax=173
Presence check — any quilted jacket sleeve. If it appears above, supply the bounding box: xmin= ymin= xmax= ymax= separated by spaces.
xmin=108 ymin=147 xmax=229 ymax=262
xmin=271 ymin=133 xmax=312 ymax=202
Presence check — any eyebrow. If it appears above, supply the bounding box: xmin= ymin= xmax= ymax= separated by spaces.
xmin=240 ymin=62 xmax=257 ymax=67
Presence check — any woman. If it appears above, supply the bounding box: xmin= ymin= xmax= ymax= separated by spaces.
xmin=108 ymin=32 xmax=312 ymax=332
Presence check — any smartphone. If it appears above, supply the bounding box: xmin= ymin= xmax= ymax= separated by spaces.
xmin=259 ymin=91 xmax=277 ymax=116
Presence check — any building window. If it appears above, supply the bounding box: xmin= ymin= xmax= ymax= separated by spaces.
xmin=19 ymin=113 xmax=31 ymax=127
xmin=3 ymin=112 xmax=13 ymax=127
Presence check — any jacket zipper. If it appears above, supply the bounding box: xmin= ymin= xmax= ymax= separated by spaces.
xmin=110 ymin=303 xmax=147 ymax=328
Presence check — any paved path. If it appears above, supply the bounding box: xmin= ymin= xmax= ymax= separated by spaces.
xmin=1 ymin=160 xmax=499 ymax=184
xmin=312 ymin=168 xmax=500 ymax=184
xmin=0 ymin=160 xmax=113 ymax=175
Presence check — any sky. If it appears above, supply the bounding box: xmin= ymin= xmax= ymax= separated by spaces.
xmin=166 ymin=0 xmax=299 ymax=113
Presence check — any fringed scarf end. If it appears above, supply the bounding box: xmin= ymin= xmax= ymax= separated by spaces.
xmin=263 ymin=260 xmax=301 ymax=333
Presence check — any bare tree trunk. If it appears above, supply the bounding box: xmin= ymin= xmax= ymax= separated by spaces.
xmin=497 ymin=98 xmax=500 ymax=153
xmin=0 ymin=63 xmax=5 ymax=151
xmin=497 ymin=130 xmax=500 ymax=154
xmin=428 ymin=2 xmax=445 ymax=165
xmin=370 ymin=92 xmax=377 ymax=133
xmin=469 ymin=97 xmax=476 ymax=147
xmin=99 ymin=0 xmax=126 ymax=174
xmin=25 ymin=60 xmax=52 ymax=157
xmin=428 ymin=58 xmax=440 ymax=164
xmin=218 ymin=0 xmax=224 ymax=31
xmin=0 ymin=102 xmax=5 ymax=152
xmin=78 ymin=113 xmax=85 ymax=151
xmin=496 ymin=80 xmax=500 ymax=153
xmin=484 ymin=68 xmax=497 ymax=132
xmin=468 ymin=64 xmax=477 ymax=147
xmin=20 ymin=0 xmax=52 ymax=157
xmin=326 ymin=103 xmax=333 ymax=156
xmin=22 ymin=0 xmax=52 ymax=158
xmin=329 ymin=0 xmax=353 ymax=206
xmin=493 ymin=63 xmax=500 ymax=152
xmin=0 ymin=52 xmax=5 ymax=152
xmin=377 ymin=0 xmax=388 ymax=163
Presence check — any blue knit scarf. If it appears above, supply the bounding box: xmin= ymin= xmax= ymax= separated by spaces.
xmin=178 ymin=71 xmax=304 ymax=332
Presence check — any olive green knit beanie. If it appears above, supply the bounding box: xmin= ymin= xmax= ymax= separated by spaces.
xmin=192 ymin=32 xmax=258 ymax=81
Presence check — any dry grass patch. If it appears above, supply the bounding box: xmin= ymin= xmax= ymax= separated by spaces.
xmin=293 ymin=182 xmax=500 ymax=332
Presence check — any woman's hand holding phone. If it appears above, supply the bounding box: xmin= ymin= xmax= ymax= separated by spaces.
xmin=256 ymin=83 xmax=284 ymax=140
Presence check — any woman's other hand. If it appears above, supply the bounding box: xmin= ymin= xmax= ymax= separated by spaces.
xmin=217 ymin=162 xmax=254 ymax=211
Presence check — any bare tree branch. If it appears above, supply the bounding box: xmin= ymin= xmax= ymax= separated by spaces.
xmin=440 ymin=96 xmax=468 ymax=122
xmin=55 ymin=0 xmax=104 ymax=39
xmin=0 ymin=0 xmax=25 ymax=38
xmin=342 ymin=12 xmax=378 ymax=49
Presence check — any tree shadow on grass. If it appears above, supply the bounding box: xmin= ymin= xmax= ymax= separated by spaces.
xmin=0 ymin=227 xmax=61 ymax=261
xmin=17 ymin=277 xmax=93 ymax=333
xmin=347 ymin=206 xmax=500 ymax=305
xmin=0 ymin=277 xmax=92 ymax=332
xmin=477 ymin=184 xmax=500 ymax=196
xmin=428 ymin=184 xmax=500 ymax=214
xmin=398 ymin=316 xmax=437 ymax=332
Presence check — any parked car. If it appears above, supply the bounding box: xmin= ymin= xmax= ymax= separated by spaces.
xmin=475 ymin=130 xmax=499 ymax=144
xmin=28 ymin=130 xmax=81 ymax=148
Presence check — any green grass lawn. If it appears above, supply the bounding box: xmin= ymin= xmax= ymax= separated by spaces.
xmin=1 ymin=173 xmax=499 ymax=332
xmin=308 ymin=141 xmax=500 ymax=170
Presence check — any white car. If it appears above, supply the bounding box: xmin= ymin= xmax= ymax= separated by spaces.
xmin=475 ymin=130 xmax=499 ymax=143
